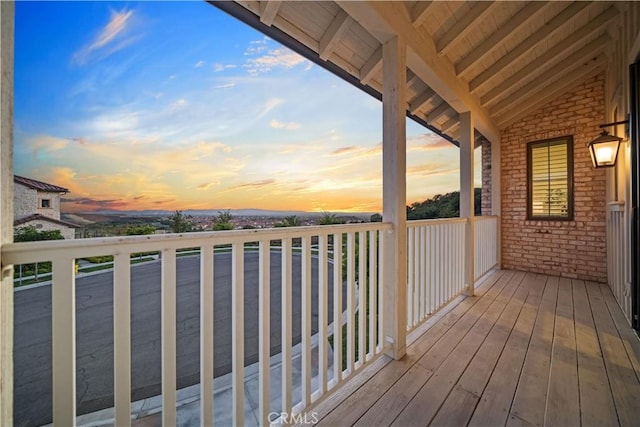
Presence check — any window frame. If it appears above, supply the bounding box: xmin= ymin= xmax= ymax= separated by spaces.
xmin=40 ymin=199 xmax=51 ymax=209
xmin=526 ymin=135 xmax=574 ymax=221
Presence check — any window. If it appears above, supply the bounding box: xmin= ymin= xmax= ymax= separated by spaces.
xmin=41 ymin=199 xmax=51 ymax=208
xmin=527 ymin=136 xmax=574 ymax=220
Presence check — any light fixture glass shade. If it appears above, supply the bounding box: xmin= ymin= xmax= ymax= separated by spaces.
xmin=588 ymin=130 xmax=622 ymax=168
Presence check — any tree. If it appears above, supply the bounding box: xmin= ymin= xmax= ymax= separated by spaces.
xmin=275 ymin=215 xmax=302 ymax=227
xmin=318 ymin=212 xmax=344 ymax=225
xmin=406 ymin=188 xmax=482 ymax=220
xmin=125 ymin=225 xmax=155 ymax=235
xmin=212 ymin=210 xmax=234 ymax=231
xmin=370 ymin=213 xmax=383 ymax=222
xmin=169 ymin=210 xmax=193 ymax=233
xmin=14 ymin=226 xmax=64 ymax=242
xmin=13 ymin=226 xmax=65 ymax=283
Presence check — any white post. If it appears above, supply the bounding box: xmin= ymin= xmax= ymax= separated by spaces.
xmin=382 ymin=36 xmax=407 ymax=360
xmin=460 ymin=112 xmax=475 ymax=296
xmin=0 ymin=1 xmax=14 ymax=422
xmin=161 ymin=248 xmax=177 ymax=426
xmin=491 ymin=137 xmax=501 ymax=268
xmin=113 ymin=253 xmax=131 ymax=427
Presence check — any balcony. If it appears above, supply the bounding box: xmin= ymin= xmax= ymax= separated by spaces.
xmin=4 ymin=217 xmax=500 ymax=426
xmin=317 ymin=269 xmax=640 ymax=427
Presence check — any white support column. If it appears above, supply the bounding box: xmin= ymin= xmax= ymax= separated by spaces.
xmin=491 ymin=137 xmax=502 ymax=269
xmin=0 ymin=2 xmax=14 ymax=423
xmin=382 ymin=36 xmax=407 ymax=360
xmin=460 ymin=112 xmax=475 ymax=296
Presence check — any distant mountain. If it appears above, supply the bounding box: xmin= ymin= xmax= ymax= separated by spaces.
xmin=69 ymin=208 xmax=374 ymax=219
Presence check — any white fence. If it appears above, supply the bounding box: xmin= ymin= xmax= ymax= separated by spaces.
xmin=607 ymin=207 xmax=631 ymax=321
xmin=474 ymin=216 xmax=499 ymax=280
xmin=406 ymin=218 xmax=466 ymax=330
xmin=3 ymin=223 xmax=390 ymax=427
xmin=4 ymin=216 xmax=501 ymax=425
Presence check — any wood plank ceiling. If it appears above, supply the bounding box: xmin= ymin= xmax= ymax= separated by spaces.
xmin=210 ymin=1 xmax=628 ymax=145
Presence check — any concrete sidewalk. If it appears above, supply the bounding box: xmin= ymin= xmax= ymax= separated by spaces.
xmin=68 ymin=336 xmax=334 ymax=427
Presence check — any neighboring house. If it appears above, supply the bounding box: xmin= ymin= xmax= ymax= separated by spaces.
xmin=13 ymin=175 xmax=78 ymax=240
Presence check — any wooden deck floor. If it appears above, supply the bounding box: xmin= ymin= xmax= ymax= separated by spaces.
xmin=317 ymin=270 xmax=640 ymax=427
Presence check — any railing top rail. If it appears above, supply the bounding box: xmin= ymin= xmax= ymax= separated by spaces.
xmin=474 ymin=215 xmax=499 ymax=220
xmin=2 ymin=222 xmax=392 ymax=264
xmin=407 ymin=217 xmax=467 ymax=227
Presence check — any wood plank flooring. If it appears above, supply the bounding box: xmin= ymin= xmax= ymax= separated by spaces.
xmin=317 ymin=270 xmax=640 ymax=427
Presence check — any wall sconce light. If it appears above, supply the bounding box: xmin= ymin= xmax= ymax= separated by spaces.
xmin=588 ymin=118 xmax=628 ymax=168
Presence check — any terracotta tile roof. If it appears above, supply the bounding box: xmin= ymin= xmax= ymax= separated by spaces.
xmin=14 ymin=175 xmax=69 ymax=193
xmin=14 ymin=213 xmax=79 ymax=228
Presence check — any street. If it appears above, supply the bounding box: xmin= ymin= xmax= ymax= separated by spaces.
xmin=13 ymin=251 xmax=338 ymax=427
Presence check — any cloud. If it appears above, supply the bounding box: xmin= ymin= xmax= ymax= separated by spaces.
xmin=244 ymin=38 xmax=269 ymax=56
xmin=407 ymin=163 xmax=458 ymax=177
xmin=269 ymin=119 xmax=301 ymax=130
xmin=170 ymin=98 xmax=188 ymax=109
xmin=213 ymin=63 xmax=237 ymax=72
xmin=327 ymin=143 xmax=381 ymax=158
xmin=28 ymin=135 xmax=70 ymax=153
xmin=195 ymin=60 xmax=205 ymax=68
xmin=245 ymin=43 xmax=310 ymax=75
xmin=225 ymin=179 xmax=276 ymax=192
xmin=331 ymin=146 xmax=359 ymax=156
xmin=408 ymin=134 xmax=454 ymax=151
xmin=61 ymin=197 xmax=128 ymax=210
xmin=73 ymin=8 xmax=136 ymax=65
xmin=197 ymin=181 xmax=219 ymax=191
xmin=215 ymin=82 xmax=236 ymax=89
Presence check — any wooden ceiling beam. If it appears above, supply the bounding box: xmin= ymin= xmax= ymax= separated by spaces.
xmin=359 ymin=46 xmax=382 ymax=85
xmin=319 ymin=9 xmax=353 ymax=61
xmin=337 ymin=0 xmax=500 ymax=142
xmin=425 ymin=101 xmax=451 ymax=124
xmin=409 ymin=88 xmax=436 ymax=114
xmin=482 ymin=6 xmax=618 ymax=107
xmin=411 ymin=1 xmax=434 ymax=27
xmin=259 ymin=0 xmax=282 ymax=27
xmin=497 ymin=55 xmax=607 ymax=128
xmin=436 ymin=1 xmax=496 ymax=57
xmin=407 ymin=70 xmax=420 ymax=87
xmin=455 ymin=2 xmax=549 ymax=78
xmin=441 ymin=116 xmax=459 ymax=134
xmin=469 ymin=2 xmax=591 ymax=94
xmin=490 ymin=35 xmax=610 ymax=118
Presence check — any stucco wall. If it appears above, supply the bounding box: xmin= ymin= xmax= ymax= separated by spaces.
xmin=500 ymin=73 xmax=607 ymax=283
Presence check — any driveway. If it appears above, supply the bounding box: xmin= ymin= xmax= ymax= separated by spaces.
xmin=13 ymin=251 xmax=339 ymax=427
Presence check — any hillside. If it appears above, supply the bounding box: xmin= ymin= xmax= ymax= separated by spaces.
xmin=406 ymin=188 xmax=482 ymax=220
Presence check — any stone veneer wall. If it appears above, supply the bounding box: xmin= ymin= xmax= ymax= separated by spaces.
xmin=13 ymin=183 xmax=35 ymax=220
xmin=500 ymin=74 xmax=607 ymax=282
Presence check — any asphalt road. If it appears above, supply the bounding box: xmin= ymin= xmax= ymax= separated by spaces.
xmin=14 ymin=251 xmax=339 ymax=427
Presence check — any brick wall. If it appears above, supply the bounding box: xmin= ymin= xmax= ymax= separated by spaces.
xmin=481 ymin=138 xmax=492 ymax=215
xmin=500 ymin=74 xmax=607 ymax=282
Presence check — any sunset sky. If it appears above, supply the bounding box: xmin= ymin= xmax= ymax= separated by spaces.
xmin=14 ymin=1 xmax=480 ymax=213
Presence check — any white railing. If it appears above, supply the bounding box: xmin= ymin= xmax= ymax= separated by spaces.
xmin=474 ymin=216 xmax=499 ymax=280
xmin=3 ymin=222 xmax=390 ymax=426
xmin=607 ymin=205 xmax=631 ymax=320
xmin=406 ymin=218 xmax=466 ymax=331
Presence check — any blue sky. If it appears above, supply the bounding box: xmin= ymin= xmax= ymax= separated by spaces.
xmin=14 ymin=1 xmax=479 ymax=213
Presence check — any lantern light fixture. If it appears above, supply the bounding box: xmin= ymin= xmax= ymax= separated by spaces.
xmin=588 ymin=118 xmax=628 ymax=168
